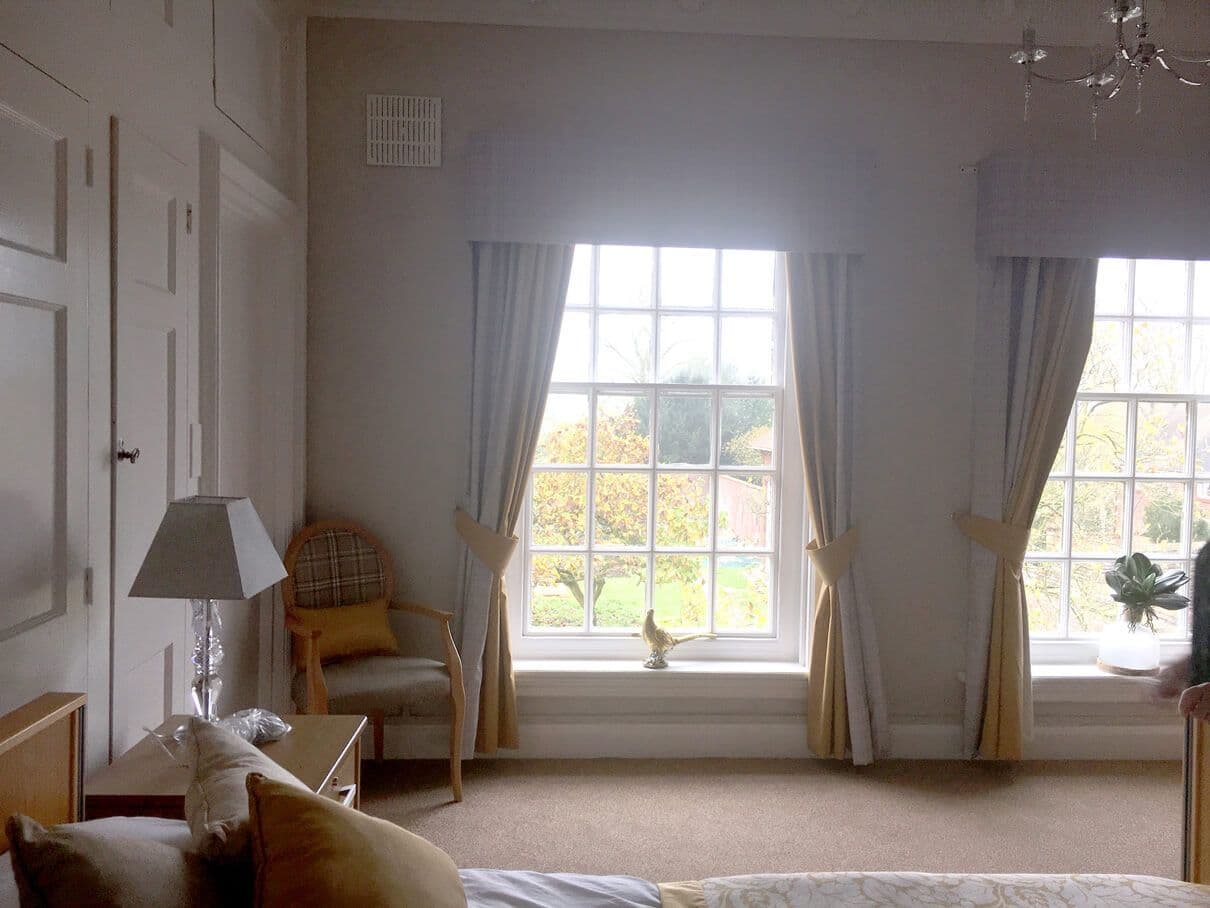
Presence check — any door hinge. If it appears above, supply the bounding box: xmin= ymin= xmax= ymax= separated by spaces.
xmin=85 ymin=146 xmax=94 ymax=187
xmin=83 ymin=567 xmax=93 ymax=605
xmin=186 ymin=203 xmax=193 ymax=235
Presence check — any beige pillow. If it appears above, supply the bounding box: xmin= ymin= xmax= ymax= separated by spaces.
xmin=6 ymin=813 xmax=235 ymax=908
xmin=183 ymin=718 xmax=306 ymax=862
xmin=289 ymin=599 xmax=400 ymax=665
xmin=246 ymin=774 xmax=466 ymax=908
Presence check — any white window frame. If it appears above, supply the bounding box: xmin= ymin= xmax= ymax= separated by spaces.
xmin=507 ymin=246 xmax=807 ymax=663
xmin=1030 ymin=258 xmax=1206 ymax=665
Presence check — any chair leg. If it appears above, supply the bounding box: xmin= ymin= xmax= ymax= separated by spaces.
xmin=372 ymin=712 xmax=385 ymax=763
xmin=449 ymin=688 xmax=465 ymax=803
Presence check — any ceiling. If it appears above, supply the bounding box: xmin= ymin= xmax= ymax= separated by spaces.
xmin=299 ymin=0 xmax=1210 ymax=48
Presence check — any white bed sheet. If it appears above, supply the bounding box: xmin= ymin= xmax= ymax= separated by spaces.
xmin=461 ymin=869 xmax=662 ymax=908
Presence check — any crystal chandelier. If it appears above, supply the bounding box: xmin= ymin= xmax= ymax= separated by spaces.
xmin=1011 ymin=0 xmax=1210 ymax=133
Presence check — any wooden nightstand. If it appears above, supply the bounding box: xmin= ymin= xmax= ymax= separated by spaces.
xmin=85 ymin=714 xmax=367 ymax=820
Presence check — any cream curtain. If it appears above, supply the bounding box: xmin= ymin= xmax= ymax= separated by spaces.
xmin=786 ymin=252 xmax=887 ymax=765
xmin=457 ymin=241 xmax=576 ymax=754
xmin=959 ymin=256 xmax=1097 ymax=759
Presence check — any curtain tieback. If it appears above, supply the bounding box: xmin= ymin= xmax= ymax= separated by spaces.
xmin=952 ymin=512 xmax=1029 ymax=576
xmin=806 ymin=526 xmax=859 ymax=588
xmin=455 ymin=506 xmax=518 ymax=578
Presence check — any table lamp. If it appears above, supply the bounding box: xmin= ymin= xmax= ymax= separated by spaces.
xmin=129 ymin=496 xmax=287 ymax=721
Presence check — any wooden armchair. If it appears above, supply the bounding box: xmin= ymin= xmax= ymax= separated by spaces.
xmin=283 ymin=520 xmax=464 ymax=801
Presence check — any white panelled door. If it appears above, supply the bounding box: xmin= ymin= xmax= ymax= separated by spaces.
xmin=0 ymin=46 xmax=90 ymax=713
xmin=110 ymin=118 xmax=193 ymax=757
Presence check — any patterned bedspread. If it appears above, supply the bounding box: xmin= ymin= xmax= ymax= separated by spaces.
xmin=658 ymin=872 xmax=1210 ymax=907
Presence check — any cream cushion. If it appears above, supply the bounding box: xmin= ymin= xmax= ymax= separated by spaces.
xmin=6 ymin=814 xmax=235 ymax=908
xmin=293 ymin=655 xmax=450 ymax=717
xmin=183 ymin=718 xmax=307 ymax=862
xmin=246 ymin=774 xmax=467 ymax=908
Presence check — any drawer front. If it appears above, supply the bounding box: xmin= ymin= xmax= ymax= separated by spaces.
xmin=320 ymin=745 xmax=358 ymax=805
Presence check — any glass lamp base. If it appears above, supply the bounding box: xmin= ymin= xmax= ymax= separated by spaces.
xmin=190 ymin=598 xmax=224 ymax=722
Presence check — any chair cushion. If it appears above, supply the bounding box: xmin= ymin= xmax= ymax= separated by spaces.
xmin=6 ymin=813 xmax=238 ymax=908
xmin=246 ymin=774 xmax=466 ymax=908
xmin=294 ymin=656 xmax=450 ymax=718
xmin=183 ymin=718 xmax=308 ymax=863
xmin=290 ymin=599 xmax=400 ymax=665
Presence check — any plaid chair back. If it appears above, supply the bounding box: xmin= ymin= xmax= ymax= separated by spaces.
xmin=289 ymin=527 xmax=389 ymax=609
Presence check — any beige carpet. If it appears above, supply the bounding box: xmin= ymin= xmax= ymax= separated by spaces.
xmin=361 ymin=758 xmax=1182 ymax=881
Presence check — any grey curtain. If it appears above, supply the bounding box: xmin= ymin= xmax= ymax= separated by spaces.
xmin=959 ymin=256 xmax=1097 ymax=758
xmin=786 ymin=252 xmax=887 ymax=765
xmin=457 ymin=241 xmax=575 ymax=754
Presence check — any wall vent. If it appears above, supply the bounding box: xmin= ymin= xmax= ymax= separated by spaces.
xmin=366 ymin=95 xmax=442 ymax=167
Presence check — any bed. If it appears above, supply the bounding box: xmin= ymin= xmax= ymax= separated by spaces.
xmin=4 ymin=694 xmax=1210 ymax=907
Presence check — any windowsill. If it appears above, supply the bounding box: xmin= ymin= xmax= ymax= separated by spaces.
xmin=515 ymin=659 xmax=806 ymax=678
xmin=513 ymin=659 xmax=808 ymax=698
xmin=1033 ymin=662 xmax=1167 ymax=704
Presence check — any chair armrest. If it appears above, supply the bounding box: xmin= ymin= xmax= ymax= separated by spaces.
xmin=390 ymin=600 xmax=455 ymax=623
xmin=285 ymin=611 xmax=328 ymax=714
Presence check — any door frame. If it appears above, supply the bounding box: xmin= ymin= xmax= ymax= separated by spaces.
xmin=198 ymin=134 xmax=304 ymax=713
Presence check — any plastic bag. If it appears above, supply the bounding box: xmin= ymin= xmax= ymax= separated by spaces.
xmin=216 ymin=708 xmax=292 ymax=744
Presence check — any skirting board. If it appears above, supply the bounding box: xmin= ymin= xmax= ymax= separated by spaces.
xmin=373 ymin=717 xmax=1183 ymax=761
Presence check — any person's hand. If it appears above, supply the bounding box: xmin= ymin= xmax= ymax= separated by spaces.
xmin=1151 ymin=655 xmax=1192 ymax=703
xmin=1179 ymin=682 xmax=1210 ymax=722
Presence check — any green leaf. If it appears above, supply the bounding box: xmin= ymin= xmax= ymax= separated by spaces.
xmin=1151 ymin=593 xmax=1191 ymax=610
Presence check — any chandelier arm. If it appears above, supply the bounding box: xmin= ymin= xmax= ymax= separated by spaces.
xmin=1030 ymin=66 xmax=1107 ymax=86
xmin=1155 ymin=52 xmax=1210 ymax=88
xmin=1163 ymin=50 xmax=1210 ymax=65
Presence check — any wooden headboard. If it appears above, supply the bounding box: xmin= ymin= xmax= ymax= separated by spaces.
xmin=0 ymin=692 xmax=85 ymax=854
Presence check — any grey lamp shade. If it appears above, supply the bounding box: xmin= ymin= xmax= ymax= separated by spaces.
xmin=129 ymin=496 xmax=287 ymax=600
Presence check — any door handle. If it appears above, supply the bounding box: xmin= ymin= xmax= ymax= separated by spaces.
xmin=115 ymin=440 xmax=140 ymax=464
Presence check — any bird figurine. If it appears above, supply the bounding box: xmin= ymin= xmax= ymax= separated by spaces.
xmin=640 ymin=609 xmax=716 ymax=669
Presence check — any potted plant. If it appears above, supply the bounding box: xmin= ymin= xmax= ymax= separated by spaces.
xmin=1097 ymin=553 xmax=1190 ymax=675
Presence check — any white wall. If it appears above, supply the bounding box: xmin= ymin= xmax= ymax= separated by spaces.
xmin=305 ymin=18 xmax=1210 ymax=755
xmin=0 ymin=0 xmax=305 ymax=768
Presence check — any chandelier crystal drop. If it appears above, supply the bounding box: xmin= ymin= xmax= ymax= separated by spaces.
xmin=1010 ymin=0 xmax=1209 ymax=130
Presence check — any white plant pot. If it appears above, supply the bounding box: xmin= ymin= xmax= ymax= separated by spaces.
xmin=1096 ymin=615 xmax=1160 ymax=675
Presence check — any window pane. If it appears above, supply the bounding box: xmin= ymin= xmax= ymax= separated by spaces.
xmin=1199 ymin=404 xmax=1210 ymax=475
xmin=593 ymin=472 xmax=649 ymax=547
xmin=720 ymin=250 xmax=777 ymax=310
xmin=717 ymin=474 xmax=774 ymax=550
xmin=529 ymin=554 xmax=587 ymax=629
xmin=1195 ymin=492 xmax=1210 ymax=549
xmin=715 ymin=555 xmax=772 ymax=632
xmin=1079 ymin=320 xmax=1125 ymax=392
xmin=1195 ymin=262 xmax=1210 ymax=317
xmin=1095 ymin=258 xmax=1130 ymax=315
xmin=1135 ymin=401 xmax=1188 ymax=475
xmin=596 ymin=313 xmax=652 ymax=383
xmin=531 ymin=472 xmax=587 ymax=546
xmin=721 ymin=396 xmax=776 ymax=468
xmin=659 ymin=247 xmax=715 ymax=309
xmin=1029 ymin=480 xmax=1066 ymax=554
xmin=655 ymin=472 xmax=711 ymax=548
xmin=1071 ymin=480 xmax=1125 ymax=554
xmin=720 ymin=316 xmax=774 ymax=385
xmin=1133 ymin=259 xmax=1188 ymax=316
xmin=1192 ymin=325 xmax=1210 ymax=395
xmin=1068 ymin=560 xmax=1118 ymax=636
xmin=657 ymin=393 xmax=712 ymax=466
xmin=1074 ymin=400 xmax=1127 ymax=474
xmin=595 ymin=393 xmax=650 ymax=465
xmin=597 ymin=245 xmax=653 ymax=308
xmin=1131 ymin=321 xmax=1186 ymax=393
xmin=653 ymin=554 xmax=709 ymax=632
xmin=591 ymin=555 xmax=647 ymax=630
xmin=565 ymin=244 xmax=592 ymax=308
xmin=1051 ymin=427 xmax=1070 ymax=476
xmin=658 ymin=315 xmax=714 ymax=384
xmin=551 ymin=311 xmax=591 ymax=382
xmin=535 ymin=393 xmax=589 ymax=465
xmin=1132 ymin=481 xmax=1187 ymax=556
xmin=1023 ymin=560 xmax=1061 ymax=636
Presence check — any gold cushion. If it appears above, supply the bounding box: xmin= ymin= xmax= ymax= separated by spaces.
xmin=291 ymin=598 xmax=400 ymax=665
xmin=246 ymin=774 xmax=467 ymax=908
